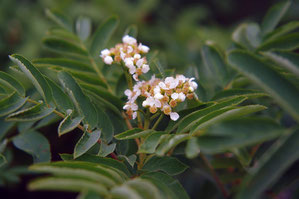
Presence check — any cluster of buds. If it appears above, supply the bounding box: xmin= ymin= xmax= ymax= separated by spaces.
xmin=100 ymin=35 xmax=150 ymax=81
xmin=123 ymin=75 xmax=198 ymax=121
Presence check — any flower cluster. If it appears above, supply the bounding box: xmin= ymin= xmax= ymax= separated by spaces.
xmin=123 ymin=75 xmax=198 ymax=121
xmin=100 ymin=35 xmax=150 ymax=81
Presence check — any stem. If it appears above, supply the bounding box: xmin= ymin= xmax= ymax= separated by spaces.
xmin=123 ymin=65 xmax=133 ymax=90
xmin=122 ymin=111 xmax=133 ymax=130
xmin=152 ymin=114 xmax=163 ymax=130
xmin=200 ymin=153 xmax=229 ymax=198
xmin=137 ymin=112 xmax=143 ymax=129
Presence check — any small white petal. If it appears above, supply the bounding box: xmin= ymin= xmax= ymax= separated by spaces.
xmin=142 ymin=64 xmax=149 ymax=73
xmin=189 ymin=87 xmax=194 ymax=92
xmin=171 ymin=93 xmax=179 ymax=100
xmin=170 ymin=112 xmax=179 ymax=121
xmin=178 ymin=93 xmax=186 ymax=101
xmin=154 ymin=86 xmax=161 ymax=94
xmin=142 ymin=100 xmax=148 ymax=107
xmin=154 ymin=93 xmax=163 ymax=100
xmin=124 ymin=89 xmax=132 ymax=97
xmin=123 ymin=104 xmax=129 ymax=110
xmin=129 ymin=66 xmax=136 ymax=74
xmin=127 ymin=46 xmax=133 ymax=53
xmin=132 ymin=112 xmax=137 ymax=119
xmin=138 ymin=43 xmax=150 ymax=53
xmin=191 ymin=81 xmax=198 ymax=90
xmin=104 ymin=56 xmax=113 ymax=65
xmin=122 ymin=35 xmax=137 ymax=45
xmin=158 ymin=82 xmax=167 ymax=90
xmin=155 ymin=99 xmax=162 ymax=108
xmin=136 ymin=59 xmax=144 ymax=68
xmin=100 ymin=49 xmax=110 ymax=57
xmin=133 ymin=74 xmax=139 ymax=81
xmin=131 ymin=103 xmax=138 ymax=111
xmin=120 ymin=52 xmax=126 ymax=60
xmin=134 ymin=54 xmax=141 ymax=59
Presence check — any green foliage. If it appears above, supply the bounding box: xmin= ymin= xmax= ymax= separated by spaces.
xmin=0 ymin=1 xmax=298 ymax=198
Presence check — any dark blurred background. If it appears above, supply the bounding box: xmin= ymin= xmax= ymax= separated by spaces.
xmin=1 ymin=0 xmax=299 ymax=198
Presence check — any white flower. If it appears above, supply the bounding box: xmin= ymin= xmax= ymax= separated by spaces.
xmin=124 ymin=89 xmax=132 ymax=98
xmin=138 ymin=43 xmax=150 ymax=53
xmin=189 ymin=78 xmax=198 ymax=90
xmin=120 ymin=51 xmax=126 ymax=60
xmin=133 ymin=74 xmax=139 ymax=81
xmin=127 ymin=46 xmax=133 ymax=53
xmin=124 ymin=58 xmax=134 ymax=68
xmin=122 ymin=35 xmax=137 ymax=45
xmin=171 ymin=93 xmax=179 ymax=100
xmin=123 ymin=102 xmax=138 ymax=111
xmin=129 ymin=65 xmax=136 ymax=74
xmin=154 ymin=86 xmax=161 ymax=94
xmin=132 ymin=112 xmax=137 ymax=119
xmin=134 ymin=54 xmax=141 ymax=59
xmin=136 ymin=59 xmax=144 ymax=68
xmin=154 ymin=92 xmax=164 ymax=100
xmin=104 ymin=56 xmax=113 ymax=65
xmin=178 ymin=92 xmax=186 ymax=101
xmin=100 ymin=49 xmax=110 ymax=58
xmin=159 ymin=77 xmax=179 ymax=90
xmin=143 ymin=97 xmax=161 ymax=108
xmin=142 ymin=64 xmax=150 ymax=73
xmin=176 ymin=74 xmax=186 ymax=83
xmin=170 ymin=112 xmax=179 ymax=121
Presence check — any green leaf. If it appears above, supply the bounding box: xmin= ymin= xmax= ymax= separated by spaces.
xmin=6 ymin=102 xmax=54 ymax=121
xmin=59 ymin=153 xmax=131 ymax=176
xmin=115 ymin=129 xmax=155 ymax=140
xmin=261 ymin=51 xmax=299 ymax=77
xmin=28 ymin=177 xmax=108 ymax=196
xmin=138 ymin=131 xmax=168 ymax=154
xmin=12 ymin=130 xmax=51 ymax=163
xmin=0 ymin=71 xmax=25 ymax=96
xmin=0 ymin=92 xmax=27 ymax=117
xmin=77 ymin=190 xmax=101 ymax=199
xmin=58 ymin=71 xmax=98 ymax=129
xmin=76 ymin=16 xmax=91 ymax=41
xmin=43 ymin=37 xmax=88 ymax=56
xmin=151 ymin=60 xmax=165 ymax=78
xmin=196 ymin=118 xmax=284 ymax=154
xmin=45 ymin=76 xmax=74 ymax=113
xmin=71 ymin=72 xmax=107 ymax=89
xmin=90 ymin=16 xmax=119 ymax=57
xmin=258 ymin=33 xmax=299 ymax=51
xmin=74 ymin=129 xmax=101 ymax=159
xmin=118 ymin=155 xmax=137 ymax=167
xmin=9 ymin=54 xmax=53 ymax=105
xmin=232 ymin=23 xmax=261 ymax=50
xmin=261 ymin=0 xmax=291 ymax=35
xmin=143 ymin=156 xmax=188 ymax=176
xmin=155 ymin=134 xmax=190 ymax=156
xmin=212 ymin=89 xmax=267 ymax=101
xmin=175 ymin=96 xmax=247 ymax=134
xmin=124 ymin=24 xmax=138 ymax=38
xmin=29 ymin=161 xmax=121 ymax=186
xmin=236 ymin=130 xmax=299 ymax=199
xmin=33 ymin=58 xmax=93 ymax=73
xmin=58 ymin=109 xmax=84 ymax=136
xmin=201 ymin=42 xmax=229 ymax=86
xmin=264 ymin=21 xmax=299 ymax=41
xmin=0 ymin=154 xmax=7 ymax=167
xmin=96 ymin=107 xmax=114 ymax=142
xmin=190 ymin=105 xmax=267 ymax=135
xmin=98 ymin=142 xmax=116 ymax=157
xmin=45 ymin=9 xmax=73 ymax=32
xmin=185 ymin=137 xmax=201 ymax=159
xmin=141 ymin=171 xmax=190 ymax=199
xmin=228 ymin=50 xmax=299 ymax=122
xmin=124 ymin=179 xmax=162 ymax=199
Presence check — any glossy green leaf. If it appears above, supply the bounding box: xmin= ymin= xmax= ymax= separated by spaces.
xmin=190 ymin=105 xmax=266 ymax=135
xmin=58 ymin=71 xmax=98 ymax=129
xmin=9 ymin=54 xmax=53 ymax=105
xmin=29 ymin=177 xmax=108 ymax=196
xmin=143 ymin=156 xmax=188 ymax=176
xmin=258 ymin=33 xmax=299 ymax=51
xmin=261 ymin=51 xmax=299 ymax=77
xmin=138 ymin=131 xmax=168 ymax=154
xmin=76 ymin=16 xmax=91 ymax=41
xmin=74 ymin=129 xmax=101 ymax=159
xmin=115 ymin=129 xmax=155 ymax=140
xmin=118 ymin=155 xmax=137 ymax=168
xmin=71 ymin=72 xmax=107 ymax=89
xmin=0 ymin=154 xmax=7 ymax=167
xmin=237 ymin=130 xmax=299 ymax=199
xmin=96 ymin=107 xmax=114 ymax=142
xmin=45 ymin=76 xmax=74 ymax=113
xmin=45 ymin=9 xmax=73 ymax=32
xmin=124 ymin=24 xmax=138 ymax=38
xmin=228 ymin=50 xmax=299 ymax=122
xmin=33 ymin=58 xmax=93 ymax=72
xmin=12 ymin=130 xmax=51 ymax=163
xmin=264 ymin=21 xmax=299 ymax=41
xmin=58 ymin=109 xmax=84 ymax=136
xmin=175 ymin=96 xmax=246 ymax=133
xmin=185 ymin=137 xmax=201 ymax=159
xmin=155 ymin=134 xmax=190 ymax=156
xmin=43 ymin=37 xmax=88 ymax=56
xmin=212 ymin=89 xmax=267 ymax=101
xmin=201 ymin=42 xmax=229 ymax=86
xmin=90 ymin=16 xmax=119 ymax=57
xmin=0 ymin=92 xmax=27 ymax=117
xmin=196 ymin=118 xmax=284 ymax=154
xmin=0 ymin=71 xmax=25 ymax=96
xmin=261 ymin=0 xmax=291 ymax=35
xmin=6 ymin=102 xmax=54 ymax=121
xmin=141 ymin=171 xmax=190 ymax=199
xmin=232 ymin=23 xmax=256 ymax=50
xmin=98 ymin=142 xmax=116 ymax=157
xmin=59 ymin=153 xmax=130 ymax=176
